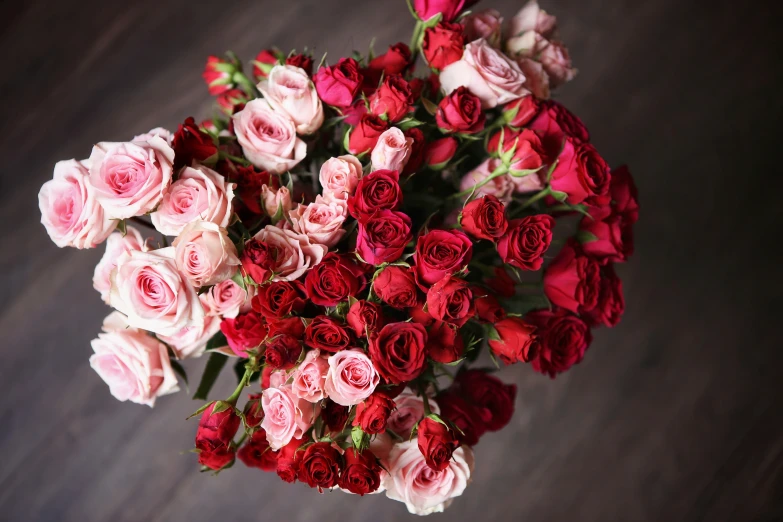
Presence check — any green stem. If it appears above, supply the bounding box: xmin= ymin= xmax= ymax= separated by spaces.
xmin=226 ymin=367 xmax=252 ymax=406
xmin=450 ymin=164 xmax=509 ymax=199
xmin=519 ymin=186 xmax=552 ymax=210
xmin=234 ymin=71 xmax=260 ymax=98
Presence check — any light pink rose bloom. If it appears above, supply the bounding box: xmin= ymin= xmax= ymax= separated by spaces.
xmin=157 ymin=312 xmax=221 ymax=359
xmin=39 ymin=159 xmax=117 ymax=249
xmin=459 ymin=158 xmax=514 ymax=203
xmin=261 ymin=184 xmax=293 ymax=219
xmin=505 ymin=29 xmax=546 ymax=59
xmin=232 ymin=98 xmax=307 ymax=174
xmin=539 ymin=40 xmax=577 ymax=88
xmin=89 ymin=312 xmax=179 ymax=406
xmin=109 ymin=246 xmax=205 ymax=336
xmin=319 ymin=155 xmax=363 ymax=202
xmin=172 ymin=221 xmax=240 ymax=288
xmin=151 ymin=164 xmax=234 ymax=236
xmin=258 ymin=64 xmax=324 ymax=135
xmin=252 ymin=225 xmax=327 ymax=281
xmin=261 ymin=384 xmax=320 ymax=449
xmin=287 ymin=196 xmax=347 ymax=248
xmin=463 ymin=9 xmax=504 ymax=48
xmin=268 ymin=369 xmax=288 ymax=389
xmin=506 ymin=0 xmax=558 ymax=40
xmin=93 ymin=226 xmax=149 ymax=303
xmin=387 ymin=388 xmax=440 ymax=439
xmin=370 ymin=127 xmax=413 ymax=172
xmin=291 ymin=349 xmax=330 ymax=403
xmin=201 ymin=278 xmax=251 ymax=318
xmin=440 ymin=40 xmax=527 ymax=109
xmin=324 ymin=349 xmax=380 ymax=406
xmin=88 ymin=136 xmax=175 ymax=219
xmin=511 ymin=168 xmax=545 ymax=194
xmin=132 ymin=127 xmax=173 ymax=144
xmin=516 ymin=58 xmax=550 ymax=99
xmin=384 ymin=440 xmax=474 ymax=515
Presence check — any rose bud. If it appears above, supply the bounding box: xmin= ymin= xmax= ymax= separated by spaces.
xmin=286 ymin=53 xmax=314 ymax=75
xmin=488 ymin=317 xmax=537 ymax=364
xmin=417 ymin=417 xmax=460 ymax=472
xmin=229 ymin=164 xmax=271 ymax=218
xmin=472 ymin=287 xmax=507 ymax=323
xmin=369 ymin=75 xmax=413 ymax=123
xmin=370 ymin=128 xmax=413 ymax=172
xmin=346 ymin=300 xmax=385 ymax=337
xmin=348 ymin=114 xmax=389 ymax=155
xmin=356 ymin=210 xmax=412 ymax=265
xmin=413 ymin=229 xmax=473 ymax=287
xmin=402 ymin=127 xmax=426 ymax=176
xmin=314 ymin=57 xmax=362 ymax=108
xmin=216 ymin=88 xmax=247 ymax=115
xmin=276 ymin=437 xmax=305 ymax=483
xmin=353 ymin=392 xmax=396 ymax=434
xmin=196 ymin=402 xmax=241 ymax=456
xmin=503 ymin=95 xmax=539 ymax=127
xmin=297 ymin=442 xmax=342 ymax=489
xmin=455 ymin=370 xmax=516 ymax=431
xmin=238 ymin=429 xmax=278 ymax=471
xmin=409 ymin=302 xmax=435 ymax=327
xmin=543 ymin=243 xmax=601 ymax=314
xmin=583 ymin=264 xmax=624 ymax=328
xmin=368 ymin=42 xmax=412 ymax=76
xmin=338 ymin=448 xmax=382 ymax=495
xmin=202 ymin=55 xmax=238 ymax=96
xmin=220 ymin=311 xmax=268 ymax=357
xmin=460 ymin=194 xmax=508 ymax=240
xmin=173 ymin=221 xmax=240 ymax=288
xmin=253 ymin=49 xmax=282 ymax=81
xmin=304 ymin=315 xmax=354 ymax=353
xmin=539 ymin=40 xmax=577 ymax=88
xmin=497 ymin=215 xmax=555 ymax=271
xmin=426 ymin=276 xmax=474 ymax=327
xmin=368 ymin=322 xmax=428 ymax=384
xmin=243 ymin=393 xmax=265 ymax=428
xmin=414 ymin=0 xmax=470 ymax=22
xmin=462 ymin=9 xmax=503 ymax=48
xmin=264 ymin=334 xmax=303 ymax=370
xmin=526 ymin=308 xmax=592 ymax=378
xmin=517 ymin=58 xmax=551 ymax=100
xmin=436 ymin=86 xmax=485 ymax=134
xmin=421 ymin=22 xmax=465 ymax=70
xmin=348 ymin=168 xmax=403 ymax=221
xmin=488 ymin=128 xmax=546 ymax=176
xmin=436 ymin=391 xmax=488 ymax=446
xmin=322 ymin=399 xmax=350 ymax=433
xmin=427 ymin=320 xmax=464 ymax=364
xmin=240 ymin=238 xmax=277 ymax=284
xmin=373 ymin=266 xmax=420 ymax=309
xmin=507 ymin=0 xmax=558 ymax=40
xmin=304 ymin=253 xmax=367 ymax=307
xmin=198 ymin=447 xmax=236 ymax=471
xmin=252 ymin=280 xmax=307 ymax=320
xmin=424 ymin=136 xmax=458 ymax=169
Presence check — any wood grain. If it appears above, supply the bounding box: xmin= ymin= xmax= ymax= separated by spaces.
xmin=1 ymin=0 xmax=782 ymax=520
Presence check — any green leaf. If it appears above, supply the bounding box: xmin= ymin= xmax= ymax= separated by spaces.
xmin=351 ymin=425 xmax=368 ymax=451
xmin=205 ymin=331 xmax=228 ymax=352
xmin=486 ymin=324 xmax=501 ymax=342
xmin=230 ymin=270 xmax=247 ymax=292
xmin=426 ymin=413 xmax=448 ymax=426
xmin=551 ymin=190 xmax=568 ymax=202
xmin=192 ymin=352 xmax=229 ymax=400
xmin=421 ymin=97 xmax=439 ymax=116
xmin=398 ymin=118 xmax=425 ymax=131
xmin=186 ymin=401 xmax=214 ymax=420
xmin=170 ymin=358 xmax=189 ymax=387
xmin=575 ymin=230 xmax=598 ymax=244
xmin=116 ymin=219 xmax=127 ymax=236
xmin=343 ymin=128 xmax=352 ymax=153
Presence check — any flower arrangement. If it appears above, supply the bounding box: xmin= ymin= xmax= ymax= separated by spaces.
xmin=37 ymin=0 xmax=638 ymax=515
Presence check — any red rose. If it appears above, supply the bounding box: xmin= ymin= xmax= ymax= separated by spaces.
xmin=172 ymin=117 xmax=218 ymax=170
xmin=436 ymin=86 xmax=485 ymax=134
xmin=487 ymin=128 xmax=546 ymax=173
xmin=472 ymin=287 xmax=506 ymax=323
xmin=422 ymin=22 xmax=465 ymax=70
xmin=369 ymin=75 xmax=413 ymax=123
xmin=216 ymin=88 xmax=247 ymax=115
xmin=426 ymin=276 xmax=474 ymax=326
xmin=202 ymin=55 xmax=237 ymax=95
xmin=503 ymin=95 xmax=539 ymax=127
xmin=252 ymin=280 xmax=306 ymax=319
xmin=195 ymin=402 xmax=241 ymax=454
xmin=276 ymin=437 xmax=305 ymax=483
xmin=338 ymin=448 xmax=382 ymax=495
xmin=373 ymin=266 xmax=420 ymax=309
xmin=314 ymin=57 xmax=362 ymax=107
xmin=609 ymin=165 xmax=639 ymax=223
xmin=227 ymin=164 xmax=272 ymax=218
xmin=220 ymin=311 xmax=268 ymax=357
xmin=414 ymin=0 xmax=469 ymax=22
xmin=369 ymin=322 xmax=428 ymax=383
xmin=417 ymin=417 xmax=459 ymax=471
xmin=486 ymin=266 xmax=516 ymax=298
xmin=198 ymin=447 xmax=235 ymax=470
xmin=356 ymin=210 xmax=412 ymax=265
xmin=267 ymin=316 xmax=306 ymax=338
xmin=413 ymin=229 xmax=473 ymax=287
xmin=488 ymin=317 xmax=537 ymax=364
xmin=497 ymin=215 xmax=555 ymax=271
xmin=550 ymin=139 xmax=610 ymax=205
xmin=264 ymin=334 xmax=302 ymax=370
xmin=322 ymin=400 xmax=350 ymax=434
xmin=304 ymin=315 xmax=353 ymax=353
xmin=527 ymin=308 xmax=592 ymax=377
xmin=297 ymin=442 xmax=342 ymax=489
xmin=583 ymin=264 xmax=624 ymax=327
xmin=285 ymin=53 xmax=313 ymax=75
xmin=348 ymin=114 xmax=389 ymax=154
xmin=435 ymin=390 xmax=489 ymax=446
xmin=427 ymin=320 xmax=464 ymax=363
xmin=425 ymin=136 xmax=458 ymax=168
xmin=252 ymin=49 xmax=280 ymax=81
xmin=346 ymin=300 xmax=385 ymax=338
xmin=304 ymin=253 xmax=367 ymax=306
xmin=529 ymin=99 xmax=590 ymax=157
xmin=403 ymin=127 xmax=426 ymax=176
xmin=460 ymin=195 xmax=508 ymax=240
xmin=543 ymin=243 xmax=601 ymax=314
xmin=353 ymin=393 xmax=396 ymax=434
xmin=455 ymin=370 xmax=516 ymax=431
xmin=241 ymin=238 xmax=278 ymax=284
xmin=243 ymin=393 xmax=264 ymax=428
xmin=348 ymin=169 xmax=402 ymax=221
xmin=368 ymin=42 xmax=412 ymax=76
xmin=238 ymin=429 xmax=278 ymax=472
xmin=409 ymin=302 xmax=435 ymax=327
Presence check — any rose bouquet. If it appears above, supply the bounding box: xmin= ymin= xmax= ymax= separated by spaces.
xmin=37 ymin=0 xmax=638 ymax=515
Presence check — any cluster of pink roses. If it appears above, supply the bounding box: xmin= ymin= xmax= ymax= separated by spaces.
xmin=37 ymin=0 xmax=638 ymax=515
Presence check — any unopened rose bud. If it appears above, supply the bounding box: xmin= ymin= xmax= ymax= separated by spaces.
xmin=216 ymin=88 xmax=247 ymax=115
xmin=202 ymin=55 xmax=239 ymax=96
xmin=252 ymin=49 xmax=282 ymax=81
xmin=503 ymin=95 xmax=539 ymax=127
xmin=243 ymin=393 xmax=264 ymax=428
xmin=424 ymin=137 xmax=458 ymax=169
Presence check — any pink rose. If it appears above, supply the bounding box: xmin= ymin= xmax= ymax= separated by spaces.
xmin=538 ymin=40 xmax=577 ymax=88
xmin=132 ymin=127 xmax=173 ymax=144
xmin=459 ymin=158 xmax=514 ymax=202
xmin=232 ymin=98 xmax=306 ymax=174
xmin=506 ymin=0 xmax=558 ymax=40
xmin=89 ymin=312 xmax=179 ymax=406
xmin=252 ymin=225 xmax=327 ymax=281
xmin=387 ymin=388 xmax=440 ymax=439
xmin=516 ymin=57 xmax=550 ymax=99
xmin=157 ymin=311 xmax=221 ymax=359
xmin=440 ymin=40 xmax=527 ymax=109
xmin=258 ymin=64 xmax=324 ymax=135
xmin=151 ymin=164 xmax=234 ymax=236
xmin=261 ymin=184 xmax=293 ymax=219
xmin=384 ymin=440 xmax=474 ymax=515
xmin=201 ymin=279 xmax=251 ymax=318
xmin=39 ymin=160 xmax=117 ymax=249
xmin=109 ymin=247 xmax=205 ymax=336
xmin=291 ymin=349 xmax=330 ymax=403
xmin=319 ymin=155 xmax=363 ymax=202
xmin=172 ymin=221 xmax=240 ymax=288
xmin=92 ymin=226 xmax=149 ymax=303
xmin=286 ymin=195 xmax=347 ymax=248
xmin=88 ymin=136 xmax=175 ymax=219
xmin=324 ymin=349 xmax=380 ymax=406
xmin=371 ymin=127 xmax=413 ymax=172
xmin=261 ymin=384 xmax=320 ymax=449
xmin=462 ymin=9 xmax=504 ymax=48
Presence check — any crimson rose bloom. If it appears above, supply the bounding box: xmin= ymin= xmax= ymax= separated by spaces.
xmin=348 ymin=169 xmax=402 ymax=221
xmin=497 ymin=215 xmax=555 ymax=271
xmin=286 ymin=53 xmax=313 ymax=75
xmin=550 ymin=139 xmax=611 ymax=206
xmin=368 ymin=42 xmax=412 ymax=76
xmin=460 ymin=195 xmax=508 ymax=240
xmin=346 ymin=299 xmax=385 ymax=337
xmin=172 ymin=117 xmax=218 ymax=170
xmin=436 ymin=86 xmax=485 ymax=134
xmin=529 ymin=99 xmax=590 ymax=156
xmin=369 ymin=322 xmax=429 ymax=383
xmin=486 ymin=266 xmax=516 ymax=298
xmin=252 ymin=49 xmax=279 ymax=81
xmin=264 ymin=334 xmax=302 ymax=370
xmin=583 ymin=264 xmax=624 ymax=327
xmin=243 ymin=393 xmax=264 ymax=428
xmin=369 ymin=75 xmax=413 ymax=123
xmin=353 ymin=393 xmax=395 ymax=434
xmin=455 ymin=370 xmax=516 ymax=432
xmin=298 ymin=442 xmax=342 ymax=489
xmin=543 ymin=243 xmax=601 ymax=314
xmin=276 ymin=437 xmax=305 ymax=483
xmin=356 ymin=210 xmax=412 ymax=265
xmin=422 ymin=22 xmax=465 ymax=70
xmin=304 ymin=315 xmax=353 ymax=352
xmin=220 ymin=311 xmax=268 ymax=357
xmin=488 ymin=317 xmax=537 ymax=364
xmin=409 ymin=302 xmax=435 ymax=327
xmin=196 ymin=402 xmax=241 ymax=453
xmin=199 ymin=447 xmax=235 ymax=470
xmin=414 ymin=229 xmax=473 ymax=287
xmin=472 ymin=287 xmax=506 ymax=323
xmin=304 ymin=253 xmax=366 ymax=306
xmin=527 ymin=308 xmax=593 ymax=378
xmin=373 ymin=266 xmax=420 ymax=309
xmin=241 ymin=238 xmax=278 ymax=284
xmin=338 ymin=449 xmax=382 ymax=495
xmin=322 ymin=400 xmax=350 ymax=433
xmin=252 ymin=280 xmax=306 ymax=319
xmin=427 ymin=320 xmax=464 ymax=363
xmin=314 ymin=57 xmax=362 ymax=107
xmin=426 ymin=276 xmax=474 ymax=326
xmin=425 ymin=136 xmax=458 ymax=168
xmin=436 ymin=390 xmax=488 ymax=446
xmin=503 ymin=95 xmax=539 ymax=127
xmin=487 ymin=128 xmax=546 ymax=172
xmin=348 ymin=114 xmax=389 ymax=155
xmin=417 ymin=417 xmax=460 ymax=472
xmin=228 ymin=164 xmax=272 ymax=218
xmin=238 ymin=429 xmax=278 ymax=472
xmin=267 ymin=316 xmax=306 ymax=338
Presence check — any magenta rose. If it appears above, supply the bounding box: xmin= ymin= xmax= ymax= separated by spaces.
xmin=314 ymin=57 xmax=362 ymax=108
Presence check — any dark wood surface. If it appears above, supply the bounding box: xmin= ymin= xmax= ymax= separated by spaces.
xmin=2 ymin=0 xmax=782 ymax=520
